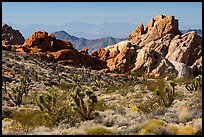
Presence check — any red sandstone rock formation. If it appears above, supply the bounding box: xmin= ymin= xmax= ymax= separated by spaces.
xmin=15 ymin=31 xmax=107 ymax=70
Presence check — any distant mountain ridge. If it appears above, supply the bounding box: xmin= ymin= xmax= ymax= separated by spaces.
xmin=7 ymin=22 xmax=136 ymax=39
xmin=180 ymin=29 xmax=202 ymax=36
xmin=52 ymin=30 xmax=125 ymax=53
xmin=53 ymin=30 xmax=79 ymax=43
xmin=6 ymin=22 xmax=202 ymax=39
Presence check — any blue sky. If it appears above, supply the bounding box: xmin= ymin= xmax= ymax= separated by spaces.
xmin=2 ymin=2 xmax=202 ymax=29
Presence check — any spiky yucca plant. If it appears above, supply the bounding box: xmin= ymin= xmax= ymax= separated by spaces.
xmin=70 ymin=86 xmax=97 ymax=121
xmin=7 ymin=76 xmax=31 ymax=107
xmin=156 ymin=79 xmax=177 ymax=107
xmin=36 ymin=86 xmax=78 ymax=126
xmin=185 ymin=75 xmax=202 ymax=91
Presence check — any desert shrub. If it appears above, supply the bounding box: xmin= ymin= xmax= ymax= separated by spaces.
xmin=7 ymin=76 xmax=32 ymax=107
xmin=104 ymin=82 xmax=120 ymax=93
xmin=94 ymin=99 xmax=110 ymax=111
xmin=176 ymin=125 xmax=196 ymax=135
xmin=57 ymin=82 xmax=76 ymax=91
xmin=145 ymin=78 xmax=166 ymax=92
xmin=137 ymin=78 xmax=177 ymax=113
xmin=23 ymin=91 xmax=38 ymax=105
xmin=10 ymin=109 xmax=50 ymax=133
xmin=185 ymin=75 xmax=202 ymax=91
xmin=87 ymin=127 xmax=115 ymax=135
xmin=177 ymin=106 xmax=192 ymax=122
xmin=91 ymin=73 xmax=104 ymax=88
xmin=139 ymin=119 xmax=166 ymax=135
xmin=36 ymin=86 xmax=78 ymax=126
xmin=2 ymin=108 xmax=14 ymax=119
xmin=30 ymin=67 xmax=38 ymax=81
xmin=136 ymin=95 xmax=163 ymax=113
xmin=70 ymin=86 xmax=98 ymax=121
xmin=11 ymin=46 xmax=17 ymax=57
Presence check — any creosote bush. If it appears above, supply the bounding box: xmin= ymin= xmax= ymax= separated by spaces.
xmin=139 ymin=119 xmax=166 ymax=135
xmin=87 ymin=127 xmax=115 ymax=135
xmin=10 ymin=109 xmax=49 ymax=133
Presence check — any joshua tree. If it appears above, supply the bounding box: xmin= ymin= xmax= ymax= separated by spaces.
xmin=185 ymin=75 xmax=202 ymax=91
xmin=7 ymin=76 xmax=31 ymax=107
xmin=36 ymin=86 xmax=78 ymax=126
xmin=156 ymin=79 xmax=177 ymax=107
xmin=70 ymin=86 xmax=98 ymax=121
xmin=36 ymin=87 xmax=60 ymax=125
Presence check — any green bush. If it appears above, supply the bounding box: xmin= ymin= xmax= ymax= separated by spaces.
xmin=145 ymin=78 xmax=166 ymax=93
xmin=10 ymin=109 xmax=49 ymax=133
xmin=30 ymin=67 xmax=38 ymax=81
xmin=57 ymin=82 xmax=76 ymax=90
xmin=94 ymin=99 xmax=110 ymax=111
xmin=87 ymin=127 xmax=115 ymax=135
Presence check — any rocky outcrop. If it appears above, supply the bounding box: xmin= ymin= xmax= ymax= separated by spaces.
xmin=14 ymin=31 xmax=107 ymax=70
xmin=128 ymin=15 xmax=182 ymax=47
xmin=2 ymin=23 xmax=25 ymax=45
xmin=92 ymin=40 xmax=135 ymax=73
xmin=92 ymin=15 xmax=202 ymax=78
xmin=22 ymin=31 xmax=74 ymax=52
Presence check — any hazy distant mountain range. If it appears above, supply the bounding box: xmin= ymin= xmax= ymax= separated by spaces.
xmin=52 ymin=30 xmax=125 ymax=53
xmin=7 ymin=22 xmax=137 ymax=39
xmin=180 ymin=29 xmax=202 ymax=36
xmin=7 ymin=22 xmax=202 ymax=40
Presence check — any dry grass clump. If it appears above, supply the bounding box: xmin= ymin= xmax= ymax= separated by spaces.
xmin=188 ymin=118 xmax=202 ymax=135
xmin=177 ymin=106 xmax=192 ymax=122
xmin=138 ymin=119 xmax=166 ymax=135
xmin=28 ymin=126 xmax=52 ymax=135
xmin=87 ymin=127 xmax=115 ymax=135
xmin=58 ymin=120 xmax=117 ymax=135
xmin=176 ymin=125 xmax=196 ymax=135
xmin=4 ymin=109 xmax=50 ymax=134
